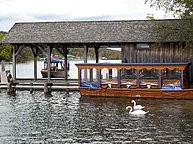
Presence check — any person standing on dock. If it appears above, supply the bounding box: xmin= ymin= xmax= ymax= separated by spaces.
xmin=7 ymin=73 xmax=13 ymax=83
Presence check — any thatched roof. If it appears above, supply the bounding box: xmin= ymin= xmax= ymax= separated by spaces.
xmin=1 ymin=19 xmax=191 ymax=44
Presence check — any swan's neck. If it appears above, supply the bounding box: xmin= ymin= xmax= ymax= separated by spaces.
xmin=133 ymin=101 xmax=136 ymax=106
xmin=129 ymin=106 xmax=133 ymax=113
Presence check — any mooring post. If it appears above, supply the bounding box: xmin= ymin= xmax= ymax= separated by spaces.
xmin=30 ymin=83 xmax=33 ymax=94
xmin=7 ymin=81 xmax=18 ymax=95
xmin=66 ymin=82 xmax=69 ymax=94
xmin=1 ymin=60 xmax=8 ymax=83
xmin=44 ymin=82 xmax=53 ymax=95
xmin=7 ymin=83 xmax=11 ymax=94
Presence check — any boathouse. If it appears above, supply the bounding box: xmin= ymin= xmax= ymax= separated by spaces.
xmin=1 ymin=19 xmax=193 ymax=82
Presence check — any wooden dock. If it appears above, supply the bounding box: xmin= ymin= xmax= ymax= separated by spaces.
xmin=0 ymin=78 xmax=79 ymax=94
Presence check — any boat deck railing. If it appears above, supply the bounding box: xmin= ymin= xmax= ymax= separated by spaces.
xmin=76 ymin=63 xmax=192 ymax=90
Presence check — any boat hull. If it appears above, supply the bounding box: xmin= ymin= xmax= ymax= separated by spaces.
xmin=79 ymin=87 xmax=193 ymax=99
xmin=41 ymin=70 xmax=66 ymax=78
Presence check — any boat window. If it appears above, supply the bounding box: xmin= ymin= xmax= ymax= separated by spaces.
xmin=121 ymin=68 xmax=137 ymax=88
xmin=140 ymin=68 xmax=159 ymax=88
xmin=80 ymin=68 xmax=98 ymax=88
xmin=101 ymin=68 xmax=118 ymax=87
xmin=162 ymin=68 xmax=181 ymax=89
xmin=121 ymin=68 xmax=136 ymax=79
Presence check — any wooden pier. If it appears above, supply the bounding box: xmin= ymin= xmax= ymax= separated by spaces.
xmin=0 ymin=78 xmax=79 ymax=94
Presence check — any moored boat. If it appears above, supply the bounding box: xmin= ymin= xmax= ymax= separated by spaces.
xmin=41 ymin=59 xmax=69 ymax=78
xmin=76 ymin=63 xmax=193 ymax=99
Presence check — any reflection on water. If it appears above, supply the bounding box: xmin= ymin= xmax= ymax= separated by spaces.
xmin=0 ymin=91 xmax=193 ymax=143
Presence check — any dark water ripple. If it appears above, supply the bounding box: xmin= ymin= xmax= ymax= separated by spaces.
xmin=0 ymin=91 xmax=193 ymax=143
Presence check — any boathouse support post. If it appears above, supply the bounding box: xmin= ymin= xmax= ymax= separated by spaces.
xmin=34 ymin=56 xmax=37 ymax=80
xmin=7 ymin=44 xmax=22 ymax=95
xmin=12 ymin=45 xmax=24 ymax=81
xmin=31 ymin=46 xmax=41 ymax=81
xmin=47 ymin=45 xmax=51 ymax=82
xmin=84 ymin=44 xmax=88 ymax=63
xmin=94 ymin=46 xmax=99 ymax=63
xmin=84 ymin=44 xmax=88 ymax=81
xmin=44 ymin=45 xmax=52 ymax=95
xmin=12 ymin=45 xmax=17 ymax=81
xmin=64 ymin=47 xmax=68 ymax=80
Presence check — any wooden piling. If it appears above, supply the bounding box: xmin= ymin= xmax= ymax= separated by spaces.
xmin=66 ymin=82 xmax=69 ymax=94
xmin=7 ymin=81 xmax=19 ymax=95
xmin=0 ymin=79 xmax=79 ymax=92
xmin=30 ymin=83 xmax=33 ymax=94
xmin=44 ymin=82 xmax=53 ymax=95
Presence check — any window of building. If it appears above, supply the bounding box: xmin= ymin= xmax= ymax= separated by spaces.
xmin=137 ymin=43 xmax=149 ymax=49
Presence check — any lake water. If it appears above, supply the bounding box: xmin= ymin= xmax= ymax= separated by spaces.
xmin=1 ymin=60 xmax=193 ymax=143
xmin=1 ymin=91 xmax=193 ymax=143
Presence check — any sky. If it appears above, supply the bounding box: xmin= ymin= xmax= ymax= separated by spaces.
xmin=0 ymin=0 xmax=173 ymax=31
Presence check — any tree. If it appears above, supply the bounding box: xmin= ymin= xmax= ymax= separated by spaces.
xmin=16 ymin=48 xmax=34 ymax=63
xmin=67 ymin=48 xmax=121 ymax=60
xmin=145 ymin=0 xmax=193 ymax=49
xmin=145 ymin=0 xmax=193 ymax=19
xmin=0 ymin=31 xmax=12 ymax=61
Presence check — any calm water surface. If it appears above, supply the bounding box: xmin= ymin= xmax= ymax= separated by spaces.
xmin=0 ymin=90 xmax=193 ymax=143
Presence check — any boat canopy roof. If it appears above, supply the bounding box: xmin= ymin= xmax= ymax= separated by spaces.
xmin=44 ymin=59 xmax=64 ymax=63
xmin=76 ymin=63 xmax=192 ymax=70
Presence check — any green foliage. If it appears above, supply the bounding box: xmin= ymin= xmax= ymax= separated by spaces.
xmin=0 ymin=31 xmax=34 ymax=63
xmin=0 ymin=31 xmax=12 ymax=61
xmin=68 ymin=48 xmax=84 ymax=59
xmin=153 ymin=20 xmax=193 ymax=43
xmin=145 ymin=0 xmax=193 ymax=49
xmin=145 ymin=0 xmax=193 ymax=19
xmin=0 ymin=31 xmax=6 ymax=39
xmin=68 ymin=48 xmax=121 ymax=60
xmin=16 ymin=48 xmax=34 ymax=63
xmin=99 ymin=48 xmax=121 ymax=60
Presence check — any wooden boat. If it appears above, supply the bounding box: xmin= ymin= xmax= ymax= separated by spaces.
xmin=75 ymin=63 xmax=193 ymax=99
xmin=41 ymin=59 xmax=69 ymax=78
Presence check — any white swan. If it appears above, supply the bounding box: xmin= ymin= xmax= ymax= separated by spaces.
xmin=147 ymin=84 xmax=151 ymax=89
xmin=108 ymin=83 xmax=112 ymax=88
xmin=126 ymin=84 xmax=131 ymax=88
xmin=131 ymin=100 xmax=144 ymax=110
xmin=126 ymin=106 xmax=148 ymax=115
